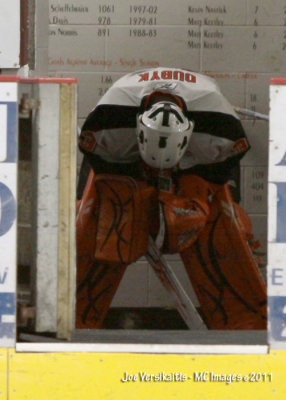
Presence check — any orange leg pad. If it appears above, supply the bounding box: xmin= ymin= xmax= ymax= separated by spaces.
xmin=76 ymin=171 xmax=157 ymax=328
xmin=76 ymin=260 xmax=127 ymax=329
xmin=180 ymin=184 xmax=267 ymax=330
xmin=92 ymin=175 xmax=157 ymax=265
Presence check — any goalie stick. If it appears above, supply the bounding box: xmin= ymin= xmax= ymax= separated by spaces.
xmin=234 ymin=106 xmax=269 ymax=121
xmin=146 ymin=236 xmax=207 ymax=330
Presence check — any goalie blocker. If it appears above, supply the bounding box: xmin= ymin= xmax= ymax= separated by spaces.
xmin=76 ymin=171 xmax=266 ymax=330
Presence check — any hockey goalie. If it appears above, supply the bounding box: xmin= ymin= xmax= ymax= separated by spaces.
xmin=76 ymin=67 xmax=266 ymax=330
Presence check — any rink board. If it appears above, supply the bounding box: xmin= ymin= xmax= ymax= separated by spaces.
xmin=3 ymin=349 xmax=286 ymax=400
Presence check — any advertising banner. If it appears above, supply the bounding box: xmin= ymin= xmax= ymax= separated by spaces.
xmin=268 ymin=79 xmax=286 ymax=347
xmin=0 ymin=80 xmax=18 ymax=346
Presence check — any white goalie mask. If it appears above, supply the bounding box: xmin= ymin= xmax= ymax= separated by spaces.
xmin=136 ymin=101 xmax=194 ymax=169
